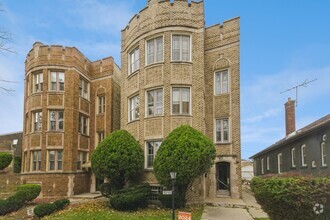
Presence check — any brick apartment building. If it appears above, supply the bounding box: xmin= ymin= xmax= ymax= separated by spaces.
xmin=16 ymin=0 xmax=241 ymax=202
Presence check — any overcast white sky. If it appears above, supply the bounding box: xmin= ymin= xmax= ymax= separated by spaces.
xmin=0 ymin=0 xmax=329 ymax=159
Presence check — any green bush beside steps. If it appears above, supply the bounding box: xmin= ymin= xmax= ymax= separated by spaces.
xmin=251 ymin=175 xmax=330 ymax=220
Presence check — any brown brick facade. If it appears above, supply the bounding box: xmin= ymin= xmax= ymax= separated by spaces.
xmin=121 ymin=0 xmax=241 ymax=203
xmin=22 ymin=43 xmax=121 ymax=197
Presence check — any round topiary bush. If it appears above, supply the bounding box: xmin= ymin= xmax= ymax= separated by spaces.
xmin=0 ymin=153 xmax=12 ymax=170
xmin=53 ymin=199 xmax=70 ymax=210
xmin=16 ymin=184 xmax=41 ymax=202
xmin=91 ymin=130 xmax=144 ymax=191
xmin=34 ymin=203 xmax=57 ymax=218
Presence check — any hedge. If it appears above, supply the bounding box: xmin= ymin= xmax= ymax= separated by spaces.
xmin=251 ymin=176 xmax=330 ymax=220
xmin=0 ymin=153 xmax=12 ymax=170
xmin=34 ymin=199 xmax=70 ymax=218
xmin=0 ymin=184 xmax=41 ymax=216
xmin=13 ymin=156 xmax=21 ymax=173
xmin=109 ymin=184 xmax=151 ymax=211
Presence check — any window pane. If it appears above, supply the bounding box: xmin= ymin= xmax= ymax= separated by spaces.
xmin=172 ymin=36 xmax=180 ymax=61
xmin=156 ymin=37 xmax=163 ymax=62
xmin=181 ymin=88 xmax=190 ymax=101
xmin=182 ymin=36 xmax=190 ymax=61
xmin=147 ymin=40 xmax=154 ymax=65
xmin=215 ymin=73 xmax=221 ymax=95
xmin=58 ymin=112 xmax=64 ymax=130
xmin=222 ymin=71 xmax=228 ymax=93
xmin=59 ymin=73 xmax=64 ymax=91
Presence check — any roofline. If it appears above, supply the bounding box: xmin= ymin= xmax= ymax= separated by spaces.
xmin=0 ymin=131 xmax=23 ymax=136
xmin=250 ymin=115 xmax=330 ymax=159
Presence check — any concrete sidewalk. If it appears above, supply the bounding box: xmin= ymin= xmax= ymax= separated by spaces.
xmin=201 ymin=187 xmax=268 ymax=220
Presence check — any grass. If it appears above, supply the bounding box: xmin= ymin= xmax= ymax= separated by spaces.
xmin=42 ymin=201 xmax=204 ymax=220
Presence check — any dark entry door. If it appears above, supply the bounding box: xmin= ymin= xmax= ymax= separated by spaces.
xmin=216 ymin=162 xmax=230 ymax=190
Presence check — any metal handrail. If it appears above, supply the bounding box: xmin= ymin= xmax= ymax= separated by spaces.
xmin=217 ymin=178 xmax=229 ymax=188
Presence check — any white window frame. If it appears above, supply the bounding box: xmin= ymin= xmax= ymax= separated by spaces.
xmin=129 ymin=95 xmax=140 ymax=122
xmin=291 ymin=147 xmax=296 ymax=167
xmin=277 ymin=153 xmax=282 ymax=174
xmin=146 ymin=36 xmax=164 ymax=65
xmin=77 ymin=151 xmax=87 ymax=170
xmin=145 ymin=140 xmax=162 ymax=169
xmin=321 ymin=141 xmax=327 ymax=167
xmin=301 ymin=144 xmax=307 ymax=167
xmin=47 ymin=150 xmax=63 ymax=171
xmin=33 ymin=111 xmax=42 ymax=132
xmin=31 ymin=150 xmax=41 ymax=171
xmin=261 ymin=158 xmax=264 ymax=174
xmin=146 ymin=88 xmax=163 ymax=117
xmin=171 ymin=34 xmax=191 ymax=62
xmin=215 ymin=118 xmax=230 ymax=143
xmin=214 ymin=70 xmax=229 ymax=95
xmin=97 ymin=131 xmax=105 ymax=144
xmin=129 ymin=47 xmax=140 ymax=75
xmin=49 ymin=110 xmax=64 ymax=131
xmin=266 ymin=156 xmax=270 ymax=171
xmin=79 ymin=114 xmax=89 ymax=135
xmin=98 ymin=96 xmax=105 ymax=114
xmin=49 ymin=71 xmax=64 ymax=91
xmin=79 ymin=78 xmax=89 ymax=100
xmin=33 ymin=72 xmax=43 ymax=93
xmin=171 ymin=87 xmax=191 ymax=115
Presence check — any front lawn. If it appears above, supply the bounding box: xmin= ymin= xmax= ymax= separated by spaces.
xmin=44 ymin=201 xmax=204 ymax=220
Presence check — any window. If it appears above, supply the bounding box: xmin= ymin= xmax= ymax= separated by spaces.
xmin=291 ymin=148 xmax=296 ymax=167
xmin=79 ymin=114 xmax=89 ymax=135
xmin=146 ymin=140 xmax=162 ymax=169
xmin=48 ymin=150 xmax=63 ymax=171
xmin=33 ymin=72 xmax=43 ymax=93
xmin=261 ymin=158 xmax=264 ymax=174
xmin=321 ymin=142 xmax=327 ymax=167
xmin=97 ymin=132 xmax=104 ymax=144
xmin=172 ymin=87 xmax=190 ymax=115
xmin=129 ymin=95 xmax=140 ymax=121
xmin=150 ymin=186 xmax=163 ymax=201
xmin=215 ymin=70 xmax=229 ymax=94
xmin=31 ymin=150 xmax=41 ymax=171
xmin=50 ymin=71 xmax=64 ymax=91
xmin=98 ymin=96 xmax=105 ymax=114
xmin=301 ymin=144 xmax=307 ymax=167
xmin=79 ymin=78 xmax=89 ymax=99
xmin=215 ymin=118 xmax=229 ymax=143
xmin=172 ymin=35 xmax=190 ymax=61
xmin=49 ymin=111 xmax=64 ymax=131
xmin=147 ymin=37 xmax=163 ymax=65
xmin=147 ymin=89 xmax=163 ymax=117
xmin=33 ymin=111 xmax=42 ymax=132
xmin=77 ymin=151 xmax=87 ymax=170
xmin=266 ymin=156 xmax=270 ymax=171
xmin=129 ymin=47 xmax=139 ymax=74
xmin=277 ymin=153 xmax=282 ymax=174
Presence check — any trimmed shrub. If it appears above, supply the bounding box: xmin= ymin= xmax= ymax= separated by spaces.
xmin=53 ymin=199 xmax=70 ymax=210
xmin=91 ymin=130 xmax=144 ymax=191
xmin=251 ymin=176 xmax=330 ymax=220
xmin=13 ymin=156 xmax=21 ymax=173
xmin=34 ymin=203 xmax=57 ymax=218
xmin=99 ymin=182 xmax=112 ymax=197
xmin=158 ymin=193 xmax=183 ymax=209
xmin=0 ymin=153 xmax=12 ymax=170
xmin=110 ymin=184 xmax=151 ymax=211
xmin=0 ymin=184 xmax=41 ymax=216
xmin=16 ymin=184 xmax=41 ymax=202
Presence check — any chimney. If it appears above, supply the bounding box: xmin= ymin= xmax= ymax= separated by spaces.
xmin=285 ymin=98 xmax=296 ymax=135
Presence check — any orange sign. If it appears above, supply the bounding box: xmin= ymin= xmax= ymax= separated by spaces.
xmin=178 ymin=212 xmax=192 ymax=220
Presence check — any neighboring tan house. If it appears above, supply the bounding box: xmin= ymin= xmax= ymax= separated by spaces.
xmin=251 ymin=98 xmax=329 ymax=176
xmin=3 ymin=0 xmax=241 ymax=202
xmin=121 ymin=0 xmax=241 ymax=202
xmin=0 ymin=131 xmax=23 ymax=170
xmin=241 ymin=160 xmax=254 ymax=183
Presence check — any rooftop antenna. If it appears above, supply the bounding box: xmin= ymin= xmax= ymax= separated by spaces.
xmin=280 ymin=79 xmax=317 ymax=107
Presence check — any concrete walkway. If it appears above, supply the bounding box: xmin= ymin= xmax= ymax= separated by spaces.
xmin=201 ymin=187 xmax=269 ymax=220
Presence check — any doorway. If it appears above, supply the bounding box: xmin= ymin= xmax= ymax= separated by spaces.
xmin=216 ymin=162 xmax=230 ymax=196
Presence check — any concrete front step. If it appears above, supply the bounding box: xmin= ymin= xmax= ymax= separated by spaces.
xmin=205 ymin=198 xmax=247 ymax=209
